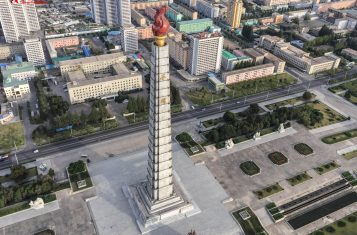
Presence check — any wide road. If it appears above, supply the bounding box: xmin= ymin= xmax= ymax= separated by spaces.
xmin=0 ymin=71 xmax=353 ymax=169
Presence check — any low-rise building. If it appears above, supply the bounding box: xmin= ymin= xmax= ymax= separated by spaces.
xmin=45 ymin=36 xmax=80 ymax=58
xmin=243 ymin=48 xmax=265 ymax=65
xmin=0 ymin=43 xmax=26 ymax=61
xmin=59 ymin=53 xmax=127 ymax=79
xmin=0 ymin=103 xmax=14 ymax=125
xmin=145 ymin=7 xmax=157 ymax=20
xmin=222 ymin=63 xmax=275 ymax=85
xmin=208 ymin=73 xmax=225 ymax=91
xmin=259 ymin=35 xmax=340 ymax=74
xmin=176 ymin=18 xmax=213 ymax=34
xmin=342 ymin=48 xmax=357 ymax=60
xmin=137 ymin=25 xmax=154 ymax=40
xmin=233 ymin=50 xmax=253 ymax=64
xmin=222 ymin=50 xmax=238 ymax=71
xmin=167 ymin=6 xmax=184 ymax=22
xmin=196 ymin=0 xmax=219 ymax=18
xmin=313 ymin=0 xmax=357 ymax=13
xmin=67 ymin=62 xmax=142 ymax=104
xmin=170 ymin=3 xmax=198 ymax=20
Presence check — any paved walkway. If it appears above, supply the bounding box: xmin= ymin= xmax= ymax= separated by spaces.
xmin=218 ymin=127 xmax=298 ymax=158
xmin=0 ymin=201 xmax=60 ymax=228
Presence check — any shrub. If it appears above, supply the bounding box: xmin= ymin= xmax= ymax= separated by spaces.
xmin=348 ymin=215 xmax=356 ymax=222
xmin=266 ymin=187 xmax=272 ymax=193
xmin=68 ymin=160 xmax=86 ymax=174
xmin=337 ymin=220 xmax=346 ymax=227
xmin=325 ymin=226 xmax=335 ymax=233
xmin=303 ymin=91 xmax=313 ymax=100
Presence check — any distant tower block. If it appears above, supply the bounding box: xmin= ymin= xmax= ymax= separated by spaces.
xmin=227 ymin=0 xmax=244 ymax=29
xmin=123 ymin=6 xmax=195 ymax=233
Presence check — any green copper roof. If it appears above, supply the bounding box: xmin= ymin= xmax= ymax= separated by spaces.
xmin=222 ymin=50 xmax=237 ymax=60
xmin=4 ymin=77 xmax=28 ymax=88
xmin=1 ymin=62 xmax=35 ymax=80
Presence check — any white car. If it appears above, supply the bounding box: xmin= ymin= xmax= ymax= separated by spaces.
xmin=0 ymin=154 xmax=9 ymax=161
xmin=33 ymin=149 xmax=39 ymax=153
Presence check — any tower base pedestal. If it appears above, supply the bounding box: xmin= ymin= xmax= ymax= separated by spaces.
xmin=123 ymin=177 xmax=197 ymax=234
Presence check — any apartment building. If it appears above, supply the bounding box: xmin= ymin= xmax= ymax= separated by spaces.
xmin=59 ymin=53 xmax=127 ymax=79
xmin=167 ymin=6 xmax=184 ymax=22
xmin=222 ymin=63 xmax=275 ymax=85
xmin=244 ymin=47 xmax=285 ymax=74
xmin=262 ymin=0 xmax=300 ymax=6
xmin=45 ymin=36 xmax=80 ymax=58
xmin=120 ymin=25 xmax=139 ymax=52
xmin=196 ymin=0 xmax=219 ymax=18
xmin=0 ymin=43 xmax=25 ymax=60
xmin=188 ymin=32 xmax=223 ymax=76
xmin=67 ymin=62 xmax=142 ymax=104
xmin=91 ymin=0 xmax=131 ymax=26
xmin=131 ymin=9 xmax=146 ymax=27
xmin=167 ymin=32 xmax=190 ymax=70
xmin=24 ymin=38 xmax=46 ymax=67
xmin=342 ymin=48 xmax=357 ymax=60
xmin=177 ymin=0 xmax=197 ymax=8
xmin=259 ymin=35 xmax=340 ymax=74
xmin=170 ymin=3 xmax=198 ymax=20
xmin=227 ymin=0 xmax=244 ymax=29
xmin=0 ymin=0 xmax=40 ymax=43
xmin=222 ymin=50 xmax=238 ymax=71
xmin=137 ymin=25 xmax=154 ymax=40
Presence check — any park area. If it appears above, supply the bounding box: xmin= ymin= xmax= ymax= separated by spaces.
xmin=329 ymin=80 xmax=357 ymax=105
xmin=266 ymin=92 xmax=315 ymax=110
xmin=232 ymin=207 xmax=267 ymax=235
xmin=186 ymin=73 xmax=296 ymax=106
xmin=175 ymin=132 xmax=204 ymax=156
xmin=68 ymin=160 xmax=93 ymax=192
xmin=0 ymin=122 xmax=24 ymax=151
xmin=322 ymin=129 xmax=357 ymax=144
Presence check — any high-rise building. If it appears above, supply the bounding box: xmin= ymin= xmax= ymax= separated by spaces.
xmin=227 ymin=0 xmax=244 ymax=29
xmin=120 ymin=25 xmax=138 ymax=52
xmin=24 ymin=38 xmax=46 ymax=67
xmin=0 ymin=0 xmax=40 ymax=43
xmin=188 ymin=32 xmax=224 ymax=76
xmin=90 ymin=0 xmax=131 ymax=26
xmin=195 ymin=0 xmax=219 ymax=19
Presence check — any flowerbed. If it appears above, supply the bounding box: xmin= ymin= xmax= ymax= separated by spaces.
xmin=268 ymin=152 xmax=288 ymax=165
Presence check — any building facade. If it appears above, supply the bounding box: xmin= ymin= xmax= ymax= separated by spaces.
xmin=67 ymin=63 xmax=142 ymax=104
xmin=176 ymin=18 xmax=213 ymax=34
xmin=45 ymin=36 xmax=80 ymax=58
xmin=131 ymin=0 xmax=168 ymax=10
xmin=171 ymin=3 xmax=198 ymax=20
xmin=137 ymin=25 xmax=154 ymax=39
xmin=120 ymin=26 xmax=139 ymax=52
xmin=188 ymin=32 xmax=223 ymax=76
xmin=342 ymin=48 xmax=357 ymax=60
xmin=167 ymin=6 xmax=184 ymax=22
xmin=222 ymin=63 xmax=275 ymax=85
xmin=0 ymin=0 xmax=40 ymax=43
xmin=227 ymin=0 xmax=244 ymax=29
xmin=131 ymin=9 xmax=146 ymax=27
xmin=167 ymin=32 xmax=190 ymax=69
xmin=24 ymin=38 xmax=46 ymax=67
xmin=91 ymin=0 xmax=131 ymax=26
xmin=222 ymin=49 xmax=238 ymax=71
xmin=196 ymin=0 xmax=219 ymax=18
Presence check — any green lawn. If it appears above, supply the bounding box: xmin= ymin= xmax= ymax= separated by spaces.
xmin=240 ymin=161 xmax=260 ymax=176
xmin=343 ymin=150 xmax=357 ymax=160
xmin=305 ymin=101 xmax=346 ymax=129
xmin=310 ymin=211 xmax=357 ymax=235
xmin=254 ymin=183 xmax=284 ymax=199
xmin=232 ymin=207 xmax=268 ymax=235
xmin=266 ymin=94 xmax=316 ymax=110
xmin=329 ymin=80 xmax=357 ymax=105
xmin=175 ymin=132 xmax=205 ymax=156
xmin=186 ymin=73 xmax=296 ymax=106
xmin=287 ymin=172 xmax=312 ymax=186
xmin=68 ymin=161 xmax=93 ymax=192
xmin=0 ymin=122 xmax=25 ymax=151
xmin=314 ymin=161 xmax=340 ymax=175
xmin=0 ymin=202 xmax=30 ymax=217
xmin=322 ymin=129 xmax=357 ymax=144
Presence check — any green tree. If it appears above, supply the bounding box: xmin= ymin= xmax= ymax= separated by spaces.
xmin=48 ymin=168 xmax=55 ymax=178
xmin=249 ymin=103 xmax=260 ymax=114
xmin=292 ymin=17 xmax=299 ymax=25
xmin=223 ymin=111 xmax=236 ymax=124
xmin=242 ymin=25 xmax=254 ymax=41
xmin=304 ymin=13 xmax=310 ymax=21
xmin=319 ymin=25 xmax=333 ymax=37
xmin=302 ymin=91 xmax=313 ymax=100
xmin=345 ymin=90 xmax=352 ymax=99
xmin=10 ymin=165 xmax=27 ymax=182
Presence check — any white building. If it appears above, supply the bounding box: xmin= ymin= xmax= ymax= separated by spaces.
xmin=120 ymin=26 xmax=138 ymax=53
xmin=24 ymin=38 xmax=46 ymax=67
xmin=0 ymin=0 xmax=40 ymax=43
xmin=195 ymin=0 xmax=219 ymax=18
xmin=90 ymin=0 xmax=131 ymax=27
xmin=188 ymin=32 xmax=223 ymax=76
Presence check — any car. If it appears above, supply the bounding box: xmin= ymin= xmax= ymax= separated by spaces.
xmin=237 ymin=101 xmax=240 ymax=104
xmin=0 ymin=154 xmax=9 ymax=161
xmin=33 ymin=149 xmax=39 ymax=153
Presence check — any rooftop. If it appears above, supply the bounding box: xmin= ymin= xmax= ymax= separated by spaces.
xmin=59 ymin=52 xmax=125 ymax=66
xmin=222 ymin=50 xmax=237 ymax=60
xmin=176 ymin=18 xmax=213 ymax=26
xmin=4 ymin=77 xmax=28 ymax=88
xmin=1 ymin=62 xmax=35 ymax=79
xmin=342 ymin=48 xmax=357 ymax=56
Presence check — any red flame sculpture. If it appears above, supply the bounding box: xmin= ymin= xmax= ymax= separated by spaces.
xmin=152 ymin=6 xmax=170 ymax=37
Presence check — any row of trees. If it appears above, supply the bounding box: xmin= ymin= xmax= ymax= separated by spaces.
xmin=206 ymin=101 xmax=323 ymax=143
xmin=0 ymin=174 xmax=55 ymax=208
xmin=170 ymin=85 xmax=181 ymax=106
xmin=126 ymin=96 xmax=147 ymax=114
xmin=234 ymin=60 xmax=254 ymax=70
